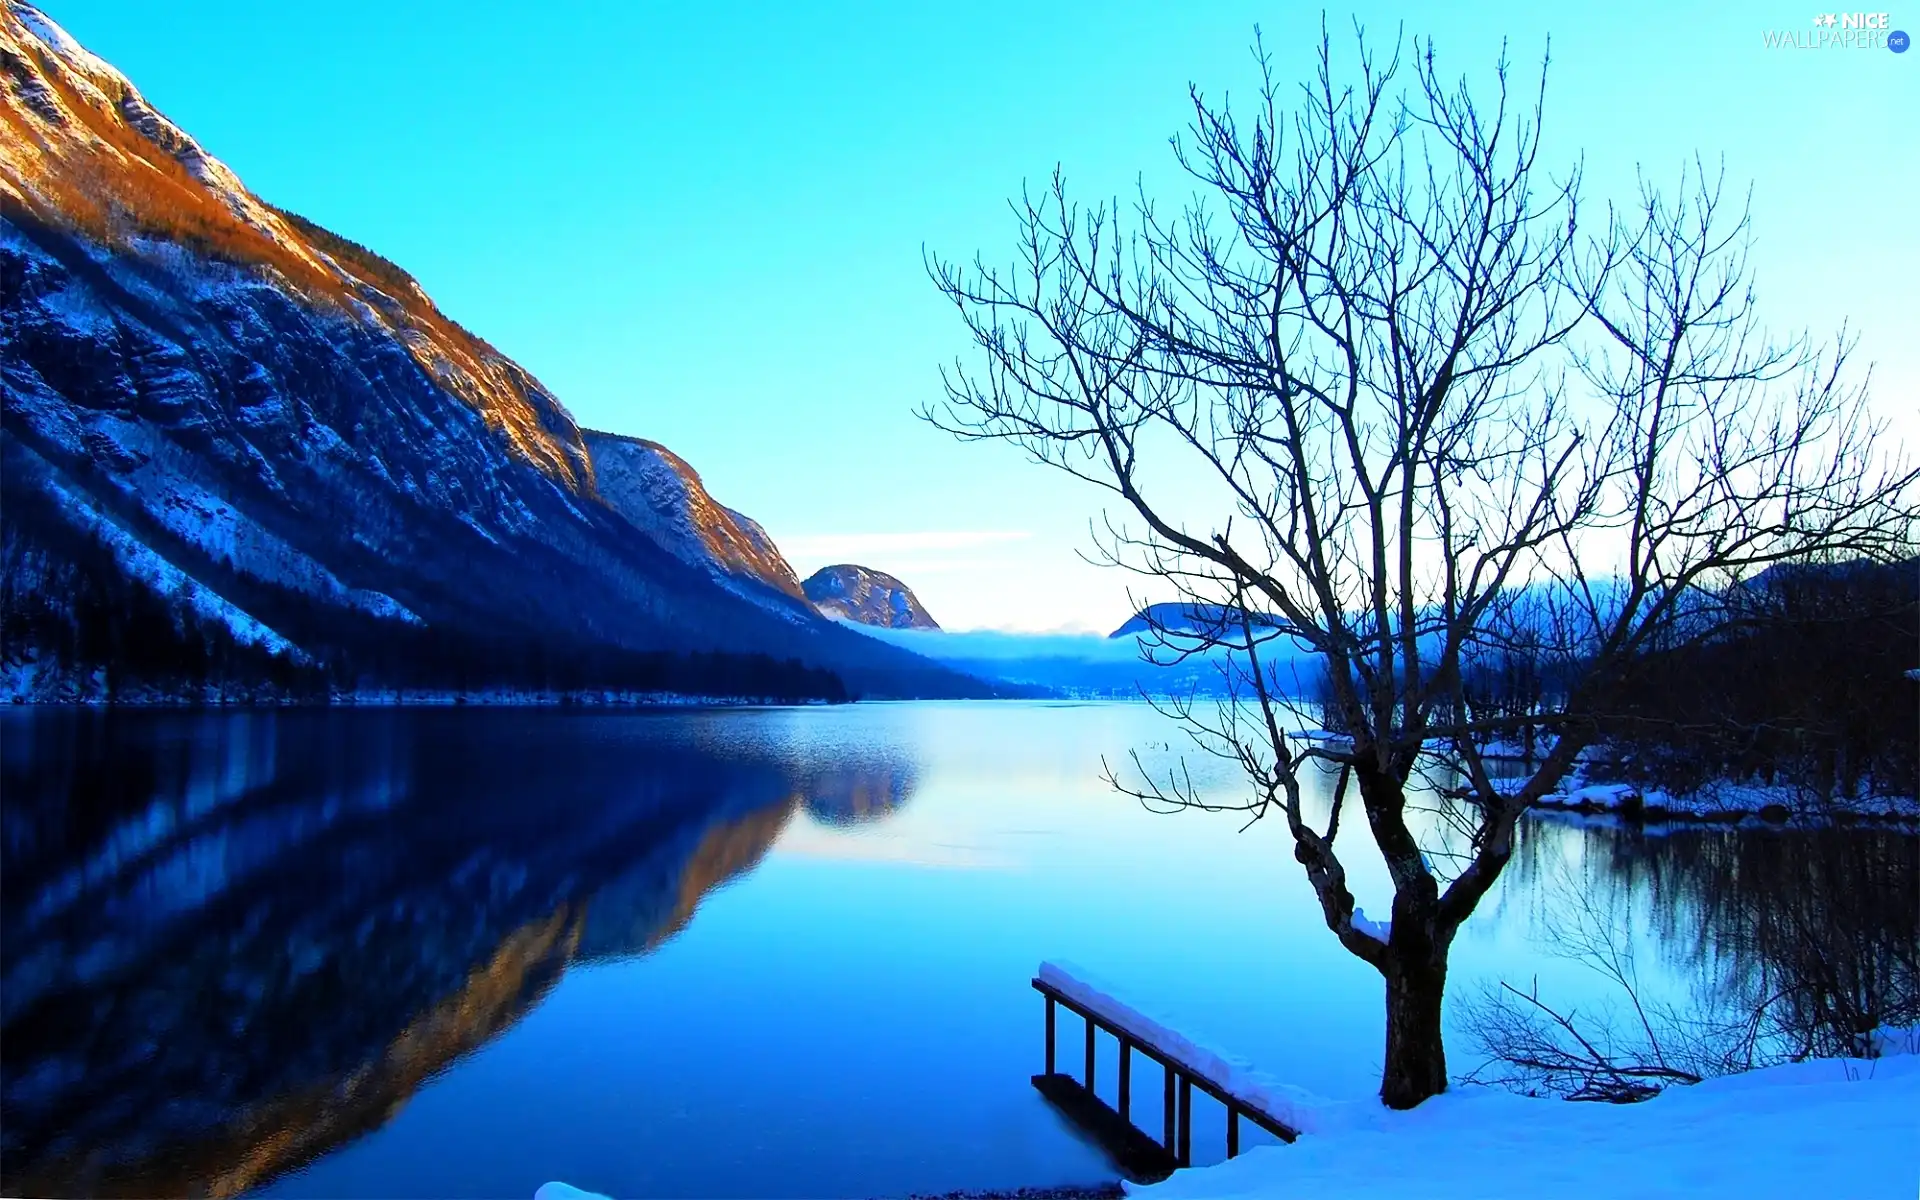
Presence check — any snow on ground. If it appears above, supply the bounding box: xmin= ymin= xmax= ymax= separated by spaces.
xmin=20 ymin=461 xmax=300 ymax=657
xmin=1526 ymin=777 xmax=1919 ymax=823
xmin=529 ymin=976 xmax=1916 ymax=1200
xmin=1046 ymin=963 xmax=1918 ymax=1200
xmin=109 ymin=428 xmax=425 ymax=626
xmin=1130 ymin=1055 xmax=1920 ymax=1200
xmin=1485 ymin=760 xmax=1919 ymax=823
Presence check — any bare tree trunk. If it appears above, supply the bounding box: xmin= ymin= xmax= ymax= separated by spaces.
xmin=1382 ymin=938 xmax=1450 ymax=1108
xmin=1355 ymin=763 xmax=1454 ymax=1108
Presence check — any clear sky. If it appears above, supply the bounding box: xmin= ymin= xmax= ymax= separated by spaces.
xmin=40 ymin=1 xmax=1917 ymax=631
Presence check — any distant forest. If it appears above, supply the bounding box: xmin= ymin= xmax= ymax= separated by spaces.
xmin=1298 ymin=560 xmax=1918 ymax=803
xmin=0 ymin=504 xmax=849 ymax=705
xmin=1597 ymin=561 xmax=1918 ymax=801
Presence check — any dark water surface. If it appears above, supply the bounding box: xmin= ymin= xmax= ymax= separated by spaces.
xmin=2 ymin=704 xmax=1911 ymax=1198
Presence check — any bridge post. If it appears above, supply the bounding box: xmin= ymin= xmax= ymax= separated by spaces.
xmin=1177 ymin=1076 xmax=1192 ymax=1166
xmin=1227 ymin=1105 xmax=1239 ymax=1158
xmin=1118 ymin=1037 xmax=1132 ymax=1122
xmin=1162 ymin=1063 xmax=1176 ymax=1151
xmin=1044 ymin=995 xmax=1056 ymax=1075
xmin=1085 ymin=1015 xmax=1097 ymax=1092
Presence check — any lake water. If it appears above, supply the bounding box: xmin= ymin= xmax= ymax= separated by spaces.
xmin=2 ymin=703 xmax=1910 ymax=1198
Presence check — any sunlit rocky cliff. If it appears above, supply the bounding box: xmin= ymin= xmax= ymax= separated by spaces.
xmin=584 ymin=431 xmax=811 ymax=614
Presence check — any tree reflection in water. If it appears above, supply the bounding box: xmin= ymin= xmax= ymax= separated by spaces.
xmin=1484 ymin=815 xmax=1918 ymax=1092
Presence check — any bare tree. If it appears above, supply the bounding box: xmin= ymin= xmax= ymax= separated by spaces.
xmin=925 ymin=23 xmax=1917 ymax=1108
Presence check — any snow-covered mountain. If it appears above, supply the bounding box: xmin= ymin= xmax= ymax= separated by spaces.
xmin=1108 ymin=602 xmax=1284 ymax=639
xmin=803 ymin=563 xmax=941 ymax=630
xmin=0 ymin=4 xmax=987 ymax=699
xmin=584 ymin=431 xmax=811 ymax=614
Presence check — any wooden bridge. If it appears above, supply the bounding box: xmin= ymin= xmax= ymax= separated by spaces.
xmin=1030 ymin=967 xmax=1299 ymax=1183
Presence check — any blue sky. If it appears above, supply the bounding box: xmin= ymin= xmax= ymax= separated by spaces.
xmin=42 ymin=1 xmax=1917 ymax=631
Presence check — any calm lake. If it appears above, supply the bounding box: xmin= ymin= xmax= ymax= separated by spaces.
xmin=2 ymin=703 xmax=1910 ymax=1198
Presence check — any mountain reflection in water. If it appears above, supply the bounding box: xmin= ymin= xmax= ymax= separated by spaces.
xmin=0 ymin=710 xmax=912 ymax=1198
xmin=5 ymin=706 xmax=1911 ymax=1200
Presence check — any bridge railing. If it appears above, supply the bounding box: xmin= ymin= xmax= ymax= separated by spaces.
xmin=1030 ymin=965 xmax=1299 ymax=1181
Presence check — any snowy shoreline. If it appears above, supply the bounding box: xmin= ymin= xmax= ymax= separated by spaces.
xmin=1307 ymin=731 xmax=1919 ymax=826
xmin=1521 ymin=778 xmax=1919 ymax=827
xmin=1024 ymin=965 xmax=1920 ymax=1200
xmin=1127 ymin=1053 xmax=1920 ymax=1199
xmin=0 ymin=662 xmax=839 ymax=708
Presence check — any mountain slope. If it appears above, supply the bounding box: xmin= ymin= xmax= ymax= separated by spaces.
xmin=584 ymin=431 xmax=810 ymax=614
xmin=0 ymin=5 xmax=990 ymax=699
xmin=0 ymin=3 xmax=591 ymax=489
xmin=803 ymin=564 xmax=940 ymax=630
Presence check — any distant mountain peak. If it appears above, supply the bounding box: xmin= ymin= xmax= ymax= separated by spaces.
xmin=803 ymin=565 xmax=939 ymax=630
xmin=1108 ymin=602 xmax=1280 ymax=639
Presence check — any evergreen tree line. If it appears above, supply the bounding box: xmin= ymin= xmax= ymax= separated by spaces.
xmin=1 ymin=510 xmax=849 ymax=705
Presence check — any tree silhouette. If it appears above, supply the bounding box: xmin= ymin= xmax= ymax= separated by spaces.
xmin=927 ymin=24 xmax=1916 ymax=1106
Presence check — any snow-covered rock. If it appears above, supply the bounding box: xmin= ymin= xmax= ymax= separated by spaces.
xmin=803 ymin=563 xmax=940 ymax=630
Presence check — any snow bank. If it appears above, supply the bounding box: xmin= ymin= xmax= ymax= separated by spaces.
xmin=1530 ymin=778 xmax=1919 ymax=823
xmin=1294 ymin=729 xmax=1354 ymax=748
xmin=1494 ymin=764 xmax=1919 ymax=825
xmin=1128 ymin=1055 xmax=1920 ymax=1200
xmin=1037 ymin=961 xmax=1329 ymax=1136
xmin=1866 ymin=1024 xmax=1919 ymax=1058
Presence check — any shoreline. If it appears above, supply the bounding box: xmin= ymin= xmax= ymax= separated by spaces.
xmin=1527 ymin=793 xmax=1920 ymax=828
xmin=0 ymin=691 xmax=838 ymax=709
xmin=1522 ymin=778 xmax=1918 ymax=828
xmin=894 ymin=1186 xmax=1126 ymax=1200
xmin=1126 ymin=1054 xmax=1918 ymax=1199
